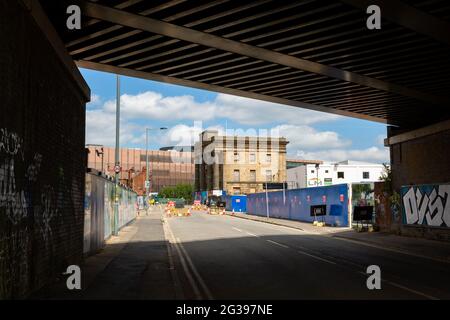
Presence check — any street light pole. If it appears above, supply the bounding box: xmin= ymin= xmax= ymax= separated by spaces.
xmin=145 ymin=128 xmax=149 ymax=197
xmin=113 ymin=75 xmax=120 ymax=236
xmin=145 ymin=127 xmax=168 ymax=198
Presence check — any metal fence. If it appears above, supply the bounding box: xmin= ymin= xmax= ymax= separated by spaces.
xmin=247 ymin=184 xmax=350 ymax=227
xmin=84 ymin=172 xmax=137 ymax=255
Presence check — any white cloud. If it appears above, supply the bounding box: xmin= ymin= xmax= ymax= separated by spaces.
xmin=96 ymin=91 xmax=341 ymax=126
xmin=214 ymin=94 xmax=341 ymax=125
xmin=295 ymin=146 xmax=389 ymax=163
xmin=85 ymin=91 xmax=388 ymax=164
xmin=273 ymin=124 xmax=351 ymax=150
xmin=85 ymin=109 xmax=142 ymax=146
xmin=376 ymin=134 xmax=387 ymax=146
xmin=103 ymin=91 xmax=217 ymax=121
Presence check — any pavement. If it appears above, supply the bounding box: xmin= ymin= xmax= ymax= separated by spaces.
xmin=35 ymin=206 xmax=178 ymax=300
xmin=35 ymin=206 xmax=450 ymax=300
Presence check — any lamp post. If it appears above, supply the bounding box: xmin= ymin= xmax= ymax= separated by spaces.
xmin=95 ymin=147 xmax=104 ymax=173
xmin=315 ymin=163 xmax=320 ymax=187
xmin=113 ymin=75 xmax=120 ymax=236
xmin=145 ymin=127 xmax=167 ymax=198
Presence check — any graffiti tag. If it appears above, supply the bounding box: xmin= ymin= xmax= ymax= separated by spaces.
xmin=0 ymin=158 xmax=28 ymax=225
xmin=402 ymin=184 xmax=450 ymax=227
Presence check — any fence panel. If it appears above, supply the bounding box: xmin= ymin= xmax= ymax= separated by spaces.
xmin=247 ymin=184 xmax=350 ymax=227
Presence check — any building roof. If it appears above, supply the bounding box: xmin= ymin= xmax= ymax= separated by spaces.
xmin=287 ymin=159 xmax=324 ymax=165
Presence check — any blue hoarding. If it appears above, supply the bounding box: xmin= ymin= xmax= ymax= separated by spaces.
xmin=246 ymin=184 xmax=349 ymax=227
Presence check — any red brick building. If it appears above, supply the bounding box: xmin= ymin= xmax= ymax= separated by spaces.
xmin=86 ymin=145 xmax=194 ymax=195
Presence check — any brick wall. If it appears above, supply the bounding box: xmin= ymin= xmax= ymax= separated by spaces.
xmin=389 ymin=129 xmax=450 ymax=191
xmin=387 ymin=127 xmax=450 ymax=241
xmin=0 ymin=0 xmax=89 ymax=298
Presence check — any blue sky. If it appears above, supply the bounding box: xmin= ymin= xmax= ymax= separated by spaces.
xmin=81 ymin=68 xmax=389 ymax=163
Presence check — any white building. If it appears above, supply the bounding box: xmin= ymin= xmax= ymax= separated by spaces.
xmin=287 ymin=160 xmax=385 ymax=189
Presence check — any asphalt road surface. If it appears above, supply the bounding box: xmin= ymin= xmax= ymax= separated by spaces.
xmin=165 ymin=209 xmax=450 ymax=300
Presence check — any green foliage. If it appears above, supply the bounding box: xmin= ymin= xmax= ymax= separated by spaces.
xmin=159 ymin=183 xmax=193 ymax=202
xmin=379 ymin=163 xmax=392 ymax=194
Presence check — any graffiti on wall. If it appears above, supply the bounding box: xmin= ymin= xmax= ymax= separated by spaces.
xmin=0 ymin=158 xmax=28 ymax=225
xmin=0 ymin=127 xmax=48 ymax=297
xmin=402 ymin=184 xmax=450 ymax=227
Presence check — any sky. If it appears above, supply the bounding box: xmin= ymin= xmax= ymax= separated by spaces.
xmin=81 ymin=68 xmax=389 ymax=163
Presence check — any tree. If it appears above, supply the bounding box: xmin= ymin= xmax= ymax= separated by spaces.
xmin=159 ymin=183 xmax=193 ymax=202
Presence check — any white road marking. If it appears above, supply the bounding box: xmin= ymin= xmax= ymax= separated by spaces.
xmin=332 ymin=236 xmax=450 ymax=265
xmin=297 ymin=250 xmax=337 ymax=265
xmin=232 ymin=227 xmax=243 ymax=232
xmin=176 ymin=237 xmax=214 ymax=300
xmin=164 ymin=218 xmax=202 ymax=300
xmin=357 ymin=271 xmax=439 ymax=300
xmin=246 ymin=231 xmax=258 ymax=237
xmin=266 ymin=240 xmax=289 ymax=248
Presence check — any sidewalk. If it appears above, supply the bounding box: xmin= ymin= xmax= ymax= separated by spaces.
xmin=226 ymin=211 xmax=450 ymax=264
xmin=34 ymin=207 xmax=178 ymax=299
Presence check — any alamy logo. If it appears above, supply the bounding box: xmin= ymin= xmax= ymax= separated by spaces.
xmin=366 ymin=5 xmax=381 ymax=30
xmin=366 ymin=265 xmax=381 ymax=290
xmin=66 ymin=5 xmax=81 ymax=30
xmin=65 ymin=265 xmax=81 ymax=290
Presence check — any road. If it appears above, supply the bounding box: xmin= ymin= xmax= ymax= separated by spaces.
xmin=165 ymin=209 xmax=450 ymax=300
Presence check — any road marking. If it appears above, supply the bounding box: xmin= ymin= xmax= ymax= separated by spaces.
xmin=164 ymin=218 xmax=202 ymax=300
xmin=228 ymin=213 xmax=450 ymax=266
xmin=164 ymin=225 xmax=185 ymax=300
xmin=232 ymin=227 xmax=243 ymax=232
xmin=332 ymin=236 xmax=450 ymax=265
xmin=176 ymin=237 xmax=214 ymax=300
xmin=266 ymin=239 xmax=289 ymax=249
xmin=246 ymin=231 xmax=258 ymax=237
xmin=297 ymin=250 xmax=337 ymax=265
xmin=357 ymin=271 xmax=439 ymax=300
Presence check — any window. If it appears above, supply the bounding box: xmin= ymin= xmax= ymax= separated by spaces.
xmin=249 ymin=153 xmax=256 ymax=163
xmin=311 ymin=170 xmax=315 ymax=174
xmin=233 ymin=187 xmax=241 ymax=195
xmin=233 ymin=169 xmax=240 ymax=182
xmin=325 ymin=170 xmax=329 ymax=173
xmin=363 ymin=171 xmax=370 ymax=179
xmin=265 ymin=170 xmax=272 ymax=181
xmin=337 ymin=171 xmax=344 ymax=179
xmin=250 ymin=170 xmax=256 ymax=182
xmin=234 ymin=152 xmax=239 ymax=162
xmin=266 ymin=153 xmax=271 ymax=163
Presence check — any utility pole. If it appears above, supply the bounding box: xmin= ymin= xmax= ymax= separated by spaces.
xmin=113 ymin=75 xmax=120 ymax=236
xmin=265 ymin=180 xmax=269 ymax=219
xmin=145 ymin=127 xmax=167 ymax=205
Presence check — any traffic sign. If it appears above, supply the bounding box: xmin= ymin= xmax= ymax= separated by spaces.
xmin=145 ymin=180 xmax=150 ymax=188
xmin=114 ymin=165 xmax=121 ymax=173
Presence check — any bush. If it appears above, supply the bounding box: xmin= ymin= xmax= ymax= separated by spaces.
xmin=159 ymin=183 xmax=193 ymax=203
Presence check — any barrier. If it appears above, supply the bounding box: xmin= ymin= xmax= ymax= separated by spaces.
xmin=83 ymin=172 xmax=138 ymax=255
xmin=247 ymin=184 xmax=350 ymax=227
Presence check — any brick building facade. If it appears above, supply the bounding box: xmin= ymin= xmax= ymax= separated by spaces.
xmin=195 ymin=130 xmax=288 ymax=195
xmin=86 ymin=146 xmax=194 ymax=194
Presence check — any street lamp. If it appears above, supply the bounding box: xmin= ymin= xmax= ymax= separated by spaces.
xmin=145 ymin=127 xmax=168 ymax=197
xmin=315 ymin=163 xmax=320 ymax=187
xmin=95 ymin=147 xmax=104 ymax=173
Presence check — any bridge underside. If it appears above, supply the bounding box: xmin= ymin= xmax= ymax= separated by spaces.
xmin=40 ymin=0 xmax=450 ymax=128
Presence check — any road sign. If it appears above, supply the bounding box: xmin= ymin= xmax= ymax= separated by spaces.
xmin=145 ymin=180 xmax=150 ymax=188
xmin=263 ymin=182 xmax=288 ymax=190
xmin=114 ymin=165 xmax=121 ymax=173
